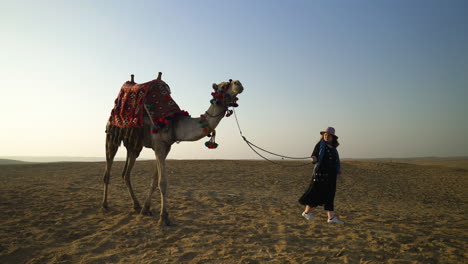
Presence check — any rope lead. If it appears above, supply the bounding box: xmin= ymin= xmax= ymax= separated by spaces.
xmin=233 ymin=109 xmax=312 ymax=167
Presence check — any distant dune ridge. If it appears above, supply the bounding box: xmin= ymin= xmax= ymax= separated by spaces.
xmin=0 ymin=159 xmax=34 ymax=165
xmin=0 ymin=159 xmax=466 ymax=263
xmin=0 ymin=156 xmax=126 ymax=163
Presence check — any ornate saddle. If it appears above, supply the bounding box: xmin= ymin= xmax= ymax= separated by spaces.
xmin=106 ymin=73 xmax=189 ymax=149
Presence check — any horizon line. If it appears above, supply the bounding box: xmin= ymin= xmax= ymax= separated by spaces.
xmin=1 ymin=155 xmax=467 ymax=163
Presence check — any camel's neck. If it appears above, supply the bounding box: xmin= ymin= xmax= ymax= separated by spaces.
xmin=174 ymin=104 xmax=226 ymax=142
xmin=205 ymin=104 xmax=227 ymax=130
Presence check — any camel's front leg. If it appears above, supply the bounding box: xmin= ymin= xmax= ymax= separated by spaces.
xmin=141 ymin=144 xmax=169 ymax=217
xmin=140 ymin=168 xmax=159 ymax=216
xmin=157 ymin=156 xmax=171 ymax=226
xmin=142 ymin=143 xmax=171 ymax=225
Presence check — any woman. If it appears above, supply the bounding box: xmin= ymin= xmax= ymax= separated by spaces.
xmin=299 ymin=127 xmax=344 ymax=224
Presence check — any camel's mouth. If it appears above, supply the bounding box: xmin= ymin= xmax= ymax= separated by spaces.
xmin=233 ymin=87 xmax=243 ymax=94
xmin=232 ymin=80 xmax=244 ymax=95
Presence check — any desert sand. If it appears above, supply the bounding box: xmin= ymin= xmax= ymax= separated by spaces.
xmin=0 ymin=159 xmax=466 ymax=263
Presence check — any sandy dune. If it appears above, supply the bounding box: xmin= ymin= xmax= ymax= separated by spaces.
xmin=0 ymin=159 xmax=466 ymax=263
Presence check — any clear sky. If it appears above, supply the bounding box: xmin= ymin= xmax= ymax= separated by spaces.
xmin=1 ymin=0 xmax=467 ymax=160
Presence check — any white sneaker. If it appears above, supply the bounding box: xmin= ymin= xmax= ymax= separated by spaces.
xmin=327 ymin=216 xmax=344 ymax=224
xmin=302 ymin=212 xmax=316 ymax=221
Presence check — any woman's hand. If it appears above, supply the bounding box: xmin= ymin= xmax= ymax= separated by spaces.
xmin=311 ymin=156 xmax=317 ymax=163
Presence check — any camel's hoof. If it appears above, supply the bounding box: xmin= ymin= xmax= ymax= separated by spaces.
xmin=133 ymin=205 xmax=142 ymax=212
xmin=101 ymin=203 xmax=109 ymax=212
xmin=158 ymin=216 xmax=172 ymax=226
xmin=140 ymin=209 xmax=153 ymax=216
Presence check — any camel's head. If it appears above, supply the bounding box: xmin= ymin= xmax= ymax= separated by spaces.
xmin=211 ymin=79 xmax=244 ymax=107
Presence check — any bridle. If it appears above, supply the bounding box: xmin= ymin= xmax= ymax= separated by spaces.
xmin=205 ymin=79 xmax=240 ymax=118
xmin=202 ymin=79 xmax=241 ymax=149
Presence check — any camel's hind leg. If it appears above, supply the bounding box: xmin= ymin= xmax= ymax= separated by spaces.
xmin=122 ymin=147 xmax=143 ymax=212
xmin=102 ymin=135 xmax=119 ymax=210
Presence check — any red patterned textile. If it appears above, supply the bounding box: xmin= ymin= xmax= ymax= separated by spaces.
xmin=109 ymin=79 xmax=189 ymax=132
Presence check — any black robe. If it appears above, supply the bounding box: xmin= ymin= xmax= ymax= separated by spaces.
xmin=299 ymin=140 xmax=339 ymax=211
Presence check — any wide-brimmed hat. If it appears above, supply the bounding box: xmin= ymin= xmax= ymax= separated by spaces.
xmin=320 ymin=127 xmax=338 ymax=138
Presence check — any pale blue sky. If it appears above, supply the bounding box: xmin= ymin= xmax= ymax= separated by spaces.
xmin=1 ymin=0 xmax=467 ymax=160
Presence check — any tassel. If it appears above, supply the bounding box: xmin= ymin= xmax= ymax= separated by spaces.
xmin=204 ymin=130 xmax=218 ymax=149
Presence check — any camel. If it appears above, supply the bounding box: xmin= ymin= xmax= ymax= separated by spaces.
xmin=101 ymin=73 xmax=244 ymax=226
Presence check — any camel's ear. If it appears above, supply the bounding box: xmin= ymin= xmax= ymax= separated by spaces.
xmin=212 ymin=83 xmax=218 ymax=91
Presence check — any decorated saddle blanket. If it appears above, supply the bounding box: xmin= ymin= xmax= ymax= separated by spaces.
xmin=108 ymin=79 xmax=189 ymax=133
